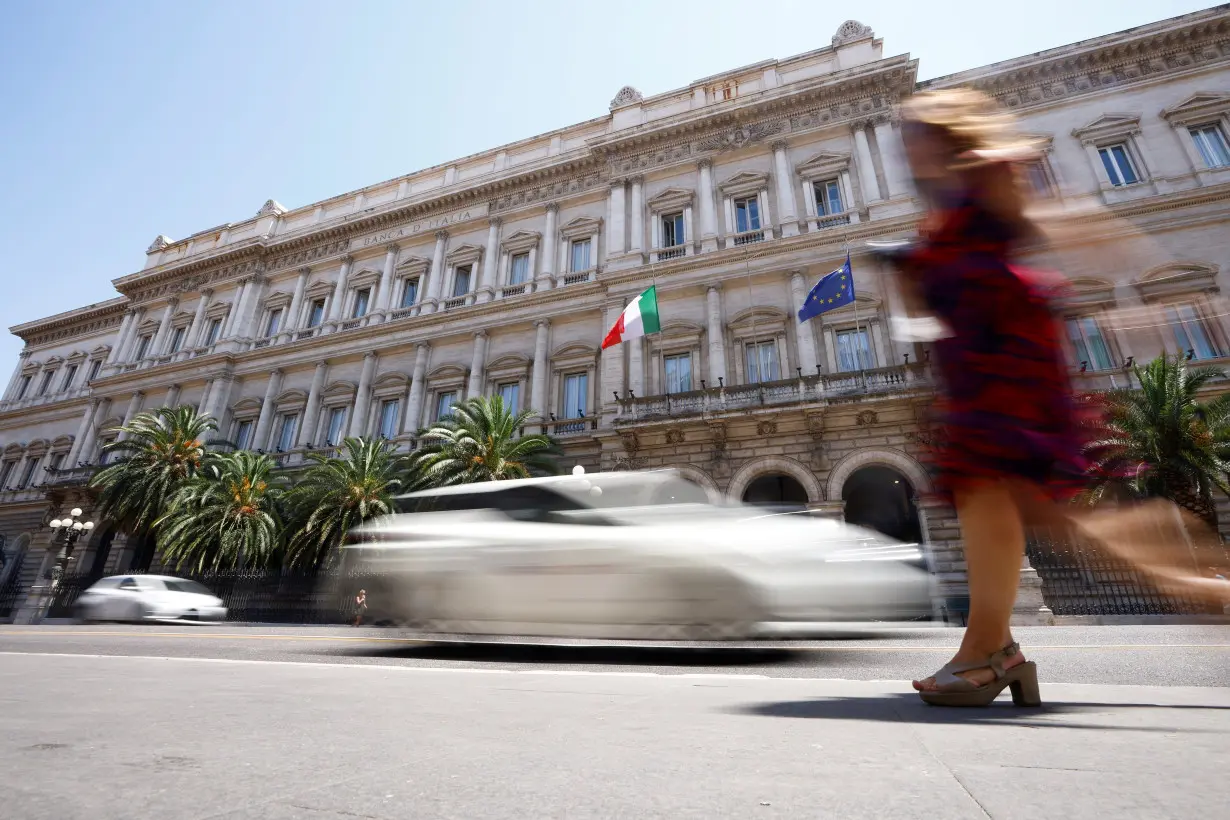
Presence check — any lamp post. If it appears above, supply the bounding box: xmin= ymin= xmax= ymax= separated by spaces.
xmin=48 ymin=507 xmax=94 ymax=591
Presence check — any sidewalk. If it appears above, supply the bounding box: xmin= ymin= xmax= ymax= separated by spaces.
xmin=4 ymin=651 xmax=1228 ymax=819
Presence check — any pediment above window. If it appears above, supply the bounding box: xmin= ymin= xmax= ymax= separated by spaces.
xmin=427 ymin=364 xmax=468 ymax=389
xmin=262 ymin=291 xmax=293 ymax=310
xmin=25 ymin=438 xmax=50 ymax=456
xmin=1161 ymin=92 xmax=1230 ymax=127
xmin=729 ymin=307 xmax=788 ymax=336
xmin=322 ymin=380 xmax=358 ymax=402
xmin=230 ymin=397 xmax=264 ymax=416
xmin=445 ymin=243 xmax=484 ymax=265
xmin=304 ymin=279 xmax=335 ymax=299
xmin=653 ymin=320 xmax=705 ymax=349
xmin=646 ymin=187 xmax=694 ymax=212
xmin=171 ymin=310 xmax=195 ymax=325
xmin=135 ymin=318 xmax=161 ymax=335
xmin=396 ymin=256 xmax=431 ymax=277
xmin=3 ymin=442 xmax=24 ymax=457
xmin=551 ymin=342 xmax=598 ymax=370
xmin=796 ymin=151 xmax=852 ymax=178
xmin=718 ymin=171 xmax=769 ymax=197
xmin=204 ymin=301 xmax=232 ymax=320
xmin=51 ymin=434 xmax=74 ymax=450
xmin=88 ymin=344 xmax=111 ymax=359
xmin=1133 ymin=262 xmax=1219 ymax=301
xmin=1059 ymin=277 xmax=1116 ymax=308
xmin=348 ymin=268 xmax=382 ymax=289
xmin=487 ymin=353 xmax=531 ymax=381
xmin=1020 ymin=133 xmax=1055 ymax=153
xmin=501 ymin=230 xmax=542 ymax=254
xmin=373 ymin=372 xmax=409 ymax=393
xmin=274 ymin=389 xmax=307 ymax=409
xmin=42 ymin=355 xmax=64 ymax=367
xmin=815 ymin=292 xmax=882 ymax=326
xmin=560 ymin=216 xmax=603 ymax=240
xmin=64 ymin=350 xmax=88 ymax=364
xmin=1071 ymin=113 xmax=1142 ymax=145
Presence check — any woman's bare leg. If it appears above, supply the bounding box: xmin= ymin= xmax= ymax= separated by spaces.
xmin=915 ymin=481 xmax=1026 ymax=691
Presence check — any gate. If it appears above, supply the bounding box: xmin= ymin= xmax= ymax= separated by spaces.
xmin=1026 ymin=531 xmax=1229 ymax=616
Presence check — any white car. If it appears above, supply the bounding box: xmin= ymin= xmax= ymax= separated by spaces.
xmin=75 ymin=575 xmax=227 ymax=623
xmin=341 ymin=469 xmax=936 ymax=640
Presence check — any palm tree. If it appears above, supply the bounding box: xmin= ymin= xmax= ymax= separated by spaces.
xmin=284 ymin=437 xmax=416 ymax=569
xmin=90 ymin=406 xmax=220 ymax=540
xmin=1084 ymin=354 xmax=1230 ymax=527
xmin=156 ymin=450 xmax=284 ymax=573
xmin=413 ymin=395 xmax=559 ymax=486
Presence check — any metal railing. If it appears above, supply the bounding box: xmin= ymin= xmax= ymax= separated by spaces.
xmin=657 ymin=246 xmax=686 ymax=261
xmin=560 ymin=271 xmax=592 ymax=286
xmin=442 ymin=296 xmax=467 ymax=310
xmin=42 ymin=465 xmax=96 ymax=486
xmin=616 ymin=364 xmax=930 ymax=420
xmin=731 ymin=230 xmax=765 ymax=246
xmin=500 ymin=284 xmax=528 ymax=298
xmin=1027 ymin=530 xmax=1230 ymax=615
xmin=812 ymin=213 xmax=852 ymax=230
xmin=340 ymin=318 xmax=362 ymax=331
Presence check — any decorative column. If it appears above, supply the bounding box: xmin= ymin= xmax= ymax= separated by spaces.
xmin=348 ymin=353 xmax=378 ymax=437
xmin=374 ymin=244 xmax=400 ymax=321
xmin=66 ymin=398 xmax=100 ymax=466
xmin=116 ymin=391 xmax=145 ymax=440
xmin=697 ymin=160 xmax=719 ymax=252
xmin=325 ymin=256 xmax=353 ymax=331
xmin=420 ymin=231 xmax=449 ymax=314
xmin=235 ymin=276 xmax=266 ymax=340
xmin=628 ymin=177 xmax=644 ymax=255
xmin=221 ymin=280 xmax=249 ymax=339
xmin=789 ymin=272 xmax=819 ymax=374
xmin=298 ymin=362 xmax=329 ymax=447
xmin=104 ymin=312 xmax=136 ymax=366
xmin=404 ymin=344 xmax=430 ymax=436
xmin=538 ymin=204 xmax=558 ymax=290
xmin=280 ymin=270 xmax=309 ymax=342
xmin=151 ymin=299 xmax=178 ymax=356
xmin=607 ymin=182 xmax=626 ymax=258
xmin=706 ymin=286 xmax=727 ymax=385
xmin=530 ymin=321 xmax=550 ymax=421
xmin=872 ymin=118 xmax=910 ymax=200
xmin=852 ymin=122 xmax=882 ymax=205
xmin=76 ymin=398 xmax=111 ymax=465
xmin=252 ymin=369 xmax=283 ymax=451
xmin=203 ymin=376 xmax=234 ymax=431
xmin=186 ymin=290 xmax=213 ymax=350
xmin=477 ymin=219 xmax=501 ymax=303
xmin=163 ymin=383 xmax=181 ymax=409
xmin=466 ymin=332 xmax=487 ymax=399
xmin=117 ymin=308 xmax=147 ymax=362
xmin=772 ymin=141 xmax=800 ymax=237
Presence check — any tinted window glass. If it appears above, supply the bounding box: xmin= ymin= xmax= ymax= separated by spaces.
xmin=164 ymin=579 xmax=213 ymax=595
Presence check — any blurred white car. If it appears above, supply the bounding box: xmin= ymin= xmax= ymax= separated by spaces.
xmin=75 ymin=575 xmax=227 ymax=623
xmin=342 ymin=469 xmax=936 ymax=640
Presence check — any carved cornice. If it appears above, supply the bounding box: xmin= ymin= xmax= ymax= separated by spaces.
xmin=926 ymin=10 xmax=1230 ymax=112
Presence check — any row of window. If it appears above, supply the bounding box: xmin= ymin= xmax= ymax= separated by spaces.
xmin=1095 ymin=124 xmax=1228 ymax=189
xmin=11 ymin=359 xmax=104 ymax=402
xmin=1065 ymin=304 xmax=1220 ymax=371
xmin=0 ymin=450 xmax=65 ymax=490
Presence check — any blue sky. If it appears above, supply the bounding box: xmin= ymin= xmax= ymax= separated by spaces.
xmin=0 ymin=0 xmax=1216 ymax=367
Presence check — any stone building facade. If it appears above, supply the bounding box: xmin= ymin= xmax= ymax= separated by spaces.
xmin=2 ymin=9 xmax=1229 ymax=620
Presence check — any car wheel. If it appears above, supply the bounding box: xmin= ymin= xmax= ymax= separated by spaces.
xmin=128 ymin=602 xmax=147 ymax=623
xmin=75 ymin=604 xmax=96 ymax=625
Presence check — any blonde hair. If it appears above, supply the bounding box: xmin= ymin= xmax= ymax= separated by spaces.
xmin=901 ymin=87 xmax=1045 ymax=165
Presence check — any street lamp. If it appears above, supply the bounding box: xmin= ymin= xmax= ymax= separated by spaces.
xmin=48 ymin=506 xmax=94 ymax=590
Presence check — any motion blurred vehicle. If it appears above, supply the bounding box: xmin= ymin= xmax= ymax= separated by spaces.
xmin=342 ymin=469 xmax=935 ymax=639
xmin=75 ymin=575 xmax=227 ymax=623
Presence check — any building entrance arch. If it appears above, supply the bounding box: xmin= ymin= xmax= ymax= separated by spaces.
xmin=741 ymin=474 xmax=810 ymax=509
xmin=841 ymin=466 xmax=922 ymax=544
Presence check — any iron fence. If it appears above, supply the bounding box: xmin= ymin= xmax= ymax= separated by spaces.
xmin=0 ymin=551 xmax=27 ymax=620
xmin=46 ymin=568 xmax=390 ymax=624
xmin=1026 ymin=531 xmax=1230 ymax=616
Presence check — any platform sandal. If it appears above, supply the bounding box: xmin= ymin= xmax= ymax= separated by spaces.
xmin=917 ymin=641 xmax=1042 ymax=707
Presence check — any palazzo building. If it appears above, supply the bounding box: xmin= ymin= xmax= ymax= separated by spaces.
xmin=2 ymin=8 xmax=1229 ymax=620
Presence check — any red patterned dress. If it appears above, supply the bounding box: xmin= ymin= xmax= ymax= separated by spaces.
xmin=902 ymin=195 xmax=1092 ymax=502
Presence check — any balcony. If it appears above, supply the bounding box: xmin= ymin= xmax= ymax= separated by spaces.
xmin=442 ymin=296 xmax=469 ymax=311
xmin=500 ymin=283 xmax=528 ymax=298
xmin=42 ymin=465 xmax=96 ymax=487
xmin=560 ymin=270 xmax=594 ymax=287
xmin=616 ymin=364 xmax=931 ymax=422
xmin=808 ymin=212 xmax=853 ymax=231
xmin=730 ymin=229 xmax=767 ymax=247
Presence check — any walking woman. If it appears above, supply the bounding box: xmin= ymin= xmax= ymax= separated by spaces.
xmin=887 ymin=89 xmax=1226 ymax=707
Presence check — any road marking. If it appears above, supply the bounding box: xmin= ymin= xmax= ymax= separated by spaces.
xmin=1 ymin=629 xmax=1228 ymax=651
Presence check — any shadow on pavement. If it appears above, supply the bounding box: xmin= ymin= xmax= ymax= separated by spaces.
xmin=323 ymin=640 xmax=804 ymax=668
xmin=731 ymin=693 xmax=1230 ymax=731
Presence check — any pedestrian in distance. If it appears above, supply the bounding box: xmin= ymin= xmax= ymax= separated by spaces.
xmin=352 ymin=589 xmax=367 ymax=627
xmin=881 ymin=87 xmax=1228 ymax=708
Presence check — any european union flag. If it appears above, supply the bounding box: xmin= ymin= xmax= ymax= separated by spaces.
xmin=798 ymin=254 xmax=854 ymax=322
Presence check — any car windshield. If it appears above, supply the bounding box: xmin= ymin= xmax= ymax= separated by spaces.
xmin=163 ymin=579 xmax=213 ymax=595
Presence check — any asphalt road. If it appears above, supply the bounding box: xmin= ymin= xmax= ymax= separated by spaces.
xmin=1 ymin=622 xmax=1228 ymax=686
xmin=2 ymin=625 xmax=1228 ymax=819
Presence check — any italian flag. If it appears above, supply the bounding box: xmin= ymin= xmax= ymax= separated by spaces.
xmin=602 ymin=285 xmax=661 ymax=349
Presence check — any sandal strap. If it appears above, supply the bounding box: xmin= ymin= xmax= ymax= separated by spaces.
xmin=928 ymin=642 xmax=1021 ymax=690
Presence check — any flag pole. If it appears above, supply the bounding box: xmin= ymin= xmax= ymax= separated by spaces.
xmin=846 ymin=236 xmax=863 ymax=373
